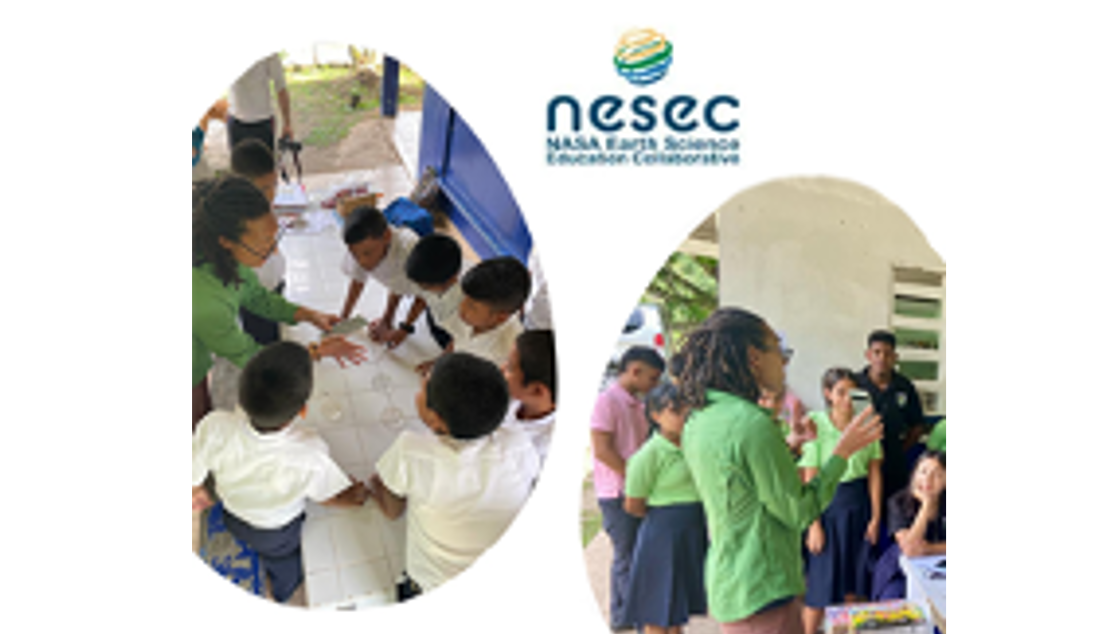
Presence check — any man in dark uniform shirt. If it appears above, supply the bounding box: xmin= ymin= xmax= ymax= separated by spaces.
xmin=856 ymin=330 xmax=926 ymax=507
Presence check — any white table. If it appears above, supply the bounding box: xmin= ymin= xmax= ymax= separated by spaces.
xmin=901 ymin=555 xmax=946 ymax=633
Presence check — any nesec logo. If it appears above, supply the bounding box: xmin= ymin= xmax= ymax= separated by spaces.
xmin=614 ymin=28 xmax=673 ymax=87
xmin=546 ymin=29 xmax=741 ymax=167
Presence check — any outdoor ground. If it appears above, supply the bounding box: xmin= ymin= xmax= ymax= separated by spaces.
xmin=199 ymin=63 xmax=424 ymax=177
xmin=582 ymin=474 xmax=719 ymax=633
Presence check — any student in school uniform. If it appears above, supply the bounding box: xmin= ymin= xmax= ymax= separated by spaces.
xmin=591 ymin=346 xmax=666 ymax=632
xmin=523 ymin=248 xmax=552 ymax=330
xmin=403 ymin=233 xmax=472 ymax=351
xmin=872 ymin=451 xmax=946 ymax=601
xmin=624 ymin=381 xmax=708 ymax=634
xmin=501 ymin=329 xmax=557 ymax=466
xmin=367 ymin=353 xmax=540 ymax=598
xmin=799 ymin=368 xmax=885 ymax=634
xmin=338 ymin=205 xmax=426 ymax=345
xmin=674 ymin=308 xmax=883 ymax=634
xmin=927 ymin=419 xmax=946 ymax=454
xmin=418 ymin=256 xmax=532 ymax=371
xmin=856 ymin=330 xmax=926 ymax=506
xmin=191 ymin=342 xmax=369 ymax=603
xmin=759 ymin=386 xmax=817 ymax=462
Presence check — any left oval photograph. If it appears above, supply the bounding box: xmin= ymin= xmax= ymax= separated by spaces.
xmin=191 ymin=45 xmax=555 ymax=610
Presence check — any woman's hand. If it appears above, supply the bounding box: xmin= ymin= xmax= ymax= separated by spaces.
xmin=317 ymin=335 xmax=369 ymax=368
xmin=832 ymin=406 xmax=883 ymax=461
xmin=296 ymin=307 xmax=342 ymax=333
xmin=806 ymin=522 xmax=826 ymax=555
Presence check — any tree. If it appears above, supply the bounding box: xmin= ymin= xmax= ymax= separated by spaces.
xmin=641 ymin=252 xmax=719 ymax=348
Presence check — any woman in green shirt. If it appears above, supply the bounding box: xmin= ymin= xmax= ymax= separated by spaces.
xmin=673 ymin=308 xmax=883 ymax=634
xmin=192 ymin=176 xmax=367 ymax=429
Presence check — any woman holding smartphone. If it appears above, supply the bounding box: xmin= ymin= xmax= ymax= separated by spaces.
xmin=674 ymin=308 xmax=883 ymax=634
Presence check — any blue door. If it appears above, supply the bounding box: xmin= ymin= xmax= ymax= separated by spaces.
xmin=418 ymin=85 xmax=532 ymax=262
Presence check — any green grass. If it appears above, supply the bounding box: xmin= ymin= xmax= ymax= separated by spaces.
xmin=581 ymin=476 xmax=603 ymax=548
xmin=283 ymin=64 xmax=424 ymax=148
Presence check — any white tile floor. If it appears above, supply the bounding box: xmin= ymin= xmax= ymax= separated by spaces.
xmin=277 ymin=204 xmax=450 ymax=610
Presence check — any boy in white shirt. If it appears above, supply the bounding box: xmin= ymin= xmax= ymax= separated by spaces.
xmin=368 ymin=352 xmax=540 ymax=598
xmin=416 ymin=256 xmax=531 ymax=373
xmin=231 ymin=138 xmax=287 ymax=346
xmin=501 ymin=329 xmax=557 ymax=466
xmin=402 ymin=233 xmax=471 ymax=351
xmin=192 ymin=342 xmax=368 ymax=603
xmin=339 ymin=205 xmax=424 ymax=346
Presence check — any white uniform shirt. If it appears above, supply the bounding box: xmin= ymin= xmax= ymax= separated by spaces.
xmin=253 ymin=250 xmax=287 ymax=291
xmin=376 ymin=426 xmax=540 ymax=591
xmin=414 ymin=259 xmax=474 ymax=339
xmin=341 ymin=226 xmax=423 ymax=298
xmin=502 ymin=400 xmax=556 ymax=466
xmin=228 ymin=54 xmax=287 ymax=123
xmin=523 ymin=250 xmax=552 ymax=330
xmin=452 ymin=316 xmax=524 ymax=368
xmin=192 ymin=410 xmax=351 ymax=529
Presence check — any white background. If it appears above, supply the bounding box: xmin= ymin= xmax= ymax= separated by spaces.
xmin=2 ymin=1 xmax=1109 ymax=631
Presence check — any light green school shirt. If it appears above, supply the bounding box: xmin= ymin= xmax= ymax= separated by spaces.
xmin=624 ymin=433 xmax=701 ymax=507
xmin=192 ymin=261 xmax=299 ymax=387
xmin=683 ymin=390 xmax=847 ymax=623
xmin=798 ymin=411 xmax=884 ymax=483
xmin=927 ymin=419 xmax=946 ymax=453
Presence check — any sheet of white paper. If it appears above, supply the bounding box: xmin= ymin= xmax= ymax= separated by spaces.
xmin=274 ymin=182 xmax=309 ymax=208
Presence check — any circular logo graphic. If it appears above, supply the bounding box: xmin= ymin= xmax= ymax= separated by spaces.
xmin=614 ymin=29 xmax=673 ymax=87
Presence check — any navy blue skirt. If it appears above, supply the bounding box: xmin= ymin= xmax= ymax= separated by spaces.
xmin=626 ymin=503 xmax=709 ymax=628
xmin=805 ymin=478 xmax=874 ymax=608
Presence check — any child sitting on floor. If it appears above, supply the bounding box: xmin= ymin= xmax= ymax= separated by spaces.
xmin=501 ymin=329 xmax=557 ymax=466
xmin=191 ymin=341 xmax=369 ymax=603
xmin=368 ymin=352 xmax=540 ymax=599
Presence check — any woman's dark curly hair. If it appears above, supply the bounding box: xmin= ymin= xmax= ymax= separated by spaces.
xmin=672 ymin=307 xmax=773 ymax=410
xmin=192 ymin=175 xmax=272 ymax=287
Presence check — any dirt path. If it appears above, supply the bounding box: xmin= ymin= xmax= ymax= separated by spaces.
xmin=200 ymin=116 xmax=406 ymax=176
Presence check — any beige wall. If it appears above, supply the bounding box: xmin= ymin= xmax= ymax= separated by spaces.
xmin=718 ymin=177 xmax=945 ymax=411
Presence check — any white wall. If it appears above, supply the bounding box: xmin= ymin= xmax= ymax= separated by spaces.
xmin=717 ymin=177 xmax=945 ymax=411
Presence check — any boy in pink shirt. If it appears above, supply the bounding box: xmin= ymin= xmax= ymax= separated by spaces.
xmin=591 ymin=347 xmax=666 ymax=631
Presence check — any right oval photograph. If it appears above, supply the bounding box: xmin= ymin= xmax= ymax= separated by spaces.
xmin=583 ymin=176 xmax=946 ymax=634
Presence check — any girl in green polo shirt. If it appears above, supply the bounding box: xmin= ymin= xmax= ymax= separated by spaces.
xmin=623 ymin=382 xmax=708 ymax=634
xmin=799 ymin=368 xmax=884 ymax=634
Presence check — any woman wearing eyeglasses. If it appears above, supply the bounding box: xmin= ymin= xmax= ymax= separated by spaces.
xmin=674 ymin=308 xmax=883 ymax=634
xmin=192 ymin=176 xmax=367 ymax=430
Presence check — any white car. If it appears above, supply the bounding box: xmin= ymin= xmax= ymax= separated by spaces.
xmin=606 ymin=304 xmax=670 ymax=378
